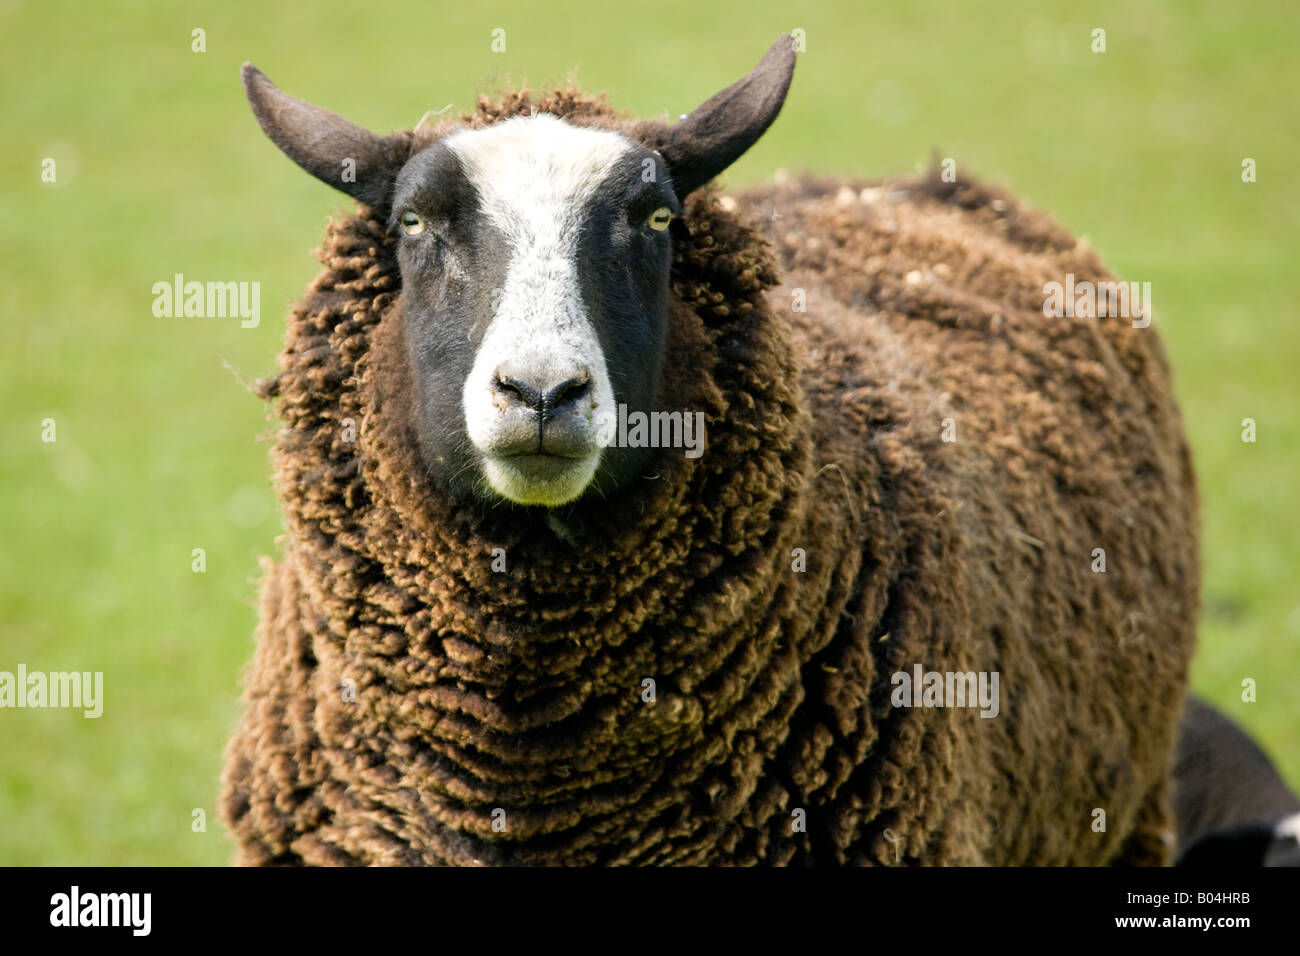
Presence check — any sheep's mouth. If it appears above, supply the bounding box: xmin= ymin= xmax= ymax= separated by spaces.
xmin=480 ymin=450 xmax=602 ymax=507
xmin=503 ymin=451 xmax=587 ymax=470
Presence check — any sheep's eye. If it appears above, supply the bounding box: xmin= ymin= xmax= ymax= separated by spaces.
xmin=400 ymin=211 xmax=425 ymax=236
xmin=647 ymin=206 xmax=673 ymax=231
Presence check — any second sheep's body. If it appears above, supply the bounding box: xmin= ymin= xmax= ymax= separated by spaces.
xmin=222 ymin=38 xmax=1200 ymax=865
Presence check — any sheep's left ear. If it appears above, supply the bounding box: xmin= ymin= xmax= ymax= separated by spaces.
xmin=241 ymin=63 xmax=409 ymax=212
xmin=638 ymin=35 xmax=796 ymax=197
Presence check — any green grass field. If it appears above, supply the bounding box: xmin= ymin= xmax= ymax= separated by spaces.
xmin=2 ymin=0 xmax=1296 ymax=865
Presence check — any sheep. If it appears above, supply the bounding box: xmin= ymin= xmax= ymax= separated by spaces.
xmin=220 ymin=35 xmax=1200 ymax=865
xmin=1173 ymin=696 xmax=1300 ymax=866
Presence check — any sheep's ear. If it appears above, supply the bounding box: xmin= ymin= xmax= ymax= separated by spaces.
xmin=640 ymin=35 xmax=796 ymax=197
xmin=241 ymin=63 xmax=406 ymax=211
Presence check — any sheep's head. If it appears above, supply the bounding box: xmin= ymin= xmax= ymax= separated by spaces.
xmin=241 ymin=36 xmax=795 ymax=507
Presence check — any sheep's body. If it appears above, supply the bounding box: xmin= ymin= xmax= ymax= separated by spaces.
xmin=1174 ymin=696 xmax=1300 ymax=865
xmin=221 ymin=90 xmax=1199 ymax=865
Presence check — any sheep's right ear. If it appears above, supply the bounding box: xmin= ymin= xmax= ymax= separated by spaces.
xmin=241 ymin=63 xmax=407 ymax=212
xmin=637 ymin=35 xmax=797 ymax=197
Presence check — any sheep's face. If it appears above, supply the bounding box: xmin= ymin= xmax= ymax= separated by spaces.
xmin=390 ymin=117 xmax=679 ymax=506
xmin=240 ymin=35 xmax=796 ymax=508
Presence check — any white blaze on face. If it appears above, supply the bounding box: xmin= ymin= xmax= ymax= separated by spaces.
xmin=446 ymin=114 xmax=634 ymax=504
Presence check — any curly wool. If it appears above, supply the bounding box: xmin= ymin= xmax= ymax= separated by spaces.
xmin=220 ymin=89 xmax=1199 ymax=865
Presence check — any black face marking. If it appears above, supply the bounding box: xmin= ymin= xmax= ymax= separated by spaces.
xmin=573 ymin=150 xmax=679 ymax=489
xmin=391 ymin=143 xmax=511 ymax=495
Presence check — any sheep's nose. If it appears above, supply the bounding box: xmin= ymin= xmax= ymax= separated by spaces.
xmin=492 ymin=366 xmax=591 ymax=417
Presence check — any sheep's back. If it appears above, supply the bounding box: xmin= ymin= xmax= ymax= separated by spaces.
xmin=731 ymin=174 xmax=1200 ymax=864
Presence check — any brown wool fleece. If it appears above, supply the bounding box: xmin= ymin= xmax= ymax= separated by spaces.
xmin=220 ymin=90 xmax=1199 ymax=866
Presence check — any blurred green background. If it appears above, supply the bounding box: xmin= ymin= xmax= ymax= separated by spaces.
xmin=2 ymin=0 xmax=1295 ymax=864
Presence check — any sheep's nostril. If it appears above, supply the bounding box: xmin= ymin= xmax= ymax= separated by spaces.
xmin=492 ymin=374 xmax=543 ymax=412
xmin=545 ymin=375 xmax=591 ymax=412
xmin=491 ymin=367 xmax=591 ymax=417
